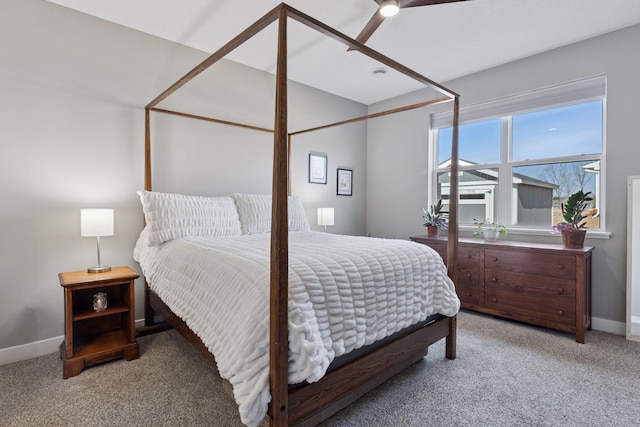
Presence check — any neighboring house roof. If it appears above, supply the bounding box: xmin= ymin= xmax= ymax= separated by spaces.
xmin=439 ymin=158 xmax=558 ymax=190
xmin=583 ymin=160 xmax=600 ymax=173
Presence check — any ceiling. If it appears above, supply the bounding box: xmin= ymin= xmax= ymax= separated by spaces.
xmin=46 ymin=0 xmax=640 ymax=105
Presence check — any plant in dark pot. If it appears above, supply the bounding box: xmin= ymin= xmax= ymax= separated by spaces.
xmin=554 ymin=190 xmax=593 ymax=249
xmin=422 ymin=200 xmax=448 ymax=236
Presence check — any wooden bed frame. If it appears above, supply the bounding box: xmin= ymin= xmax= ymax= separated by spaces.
xmin=142 ymin=4 xmax=460 ymax=426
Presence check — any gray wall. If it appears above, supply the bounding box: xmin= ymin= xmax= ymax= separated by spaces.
xmin=365 ymin=89 xmax=434 ymax=239
xmin=0 ymin=0 xmax=366 ymax=354
xmin=366 ymin=23 xmax=640 ymax=326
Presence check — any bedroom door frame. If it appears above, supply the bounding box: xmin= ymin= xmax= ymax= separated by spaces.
xmin=626 ymin=176 xmax=640 ymax=342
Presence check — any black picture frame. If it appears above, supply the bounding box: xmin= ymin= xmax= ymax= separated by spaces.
xmin=337 ymin=168 xmax=353 ymax=196
xmin=309 ymin=153 xmax=327 ymax=184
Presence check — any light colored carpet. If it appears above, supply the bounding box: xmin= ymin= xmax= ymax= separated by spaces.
xmin=2 ymin=311 xmax=639 ymax=426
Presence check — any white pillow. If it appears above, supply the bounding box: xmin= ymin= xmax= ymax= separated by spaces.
xmin=288 ymin=196 xmax=311 ymax=232
xmin=232 ymin=193 xmax=311 ymax=234
xmin=137 ymin=190 xmax=242 ymax=245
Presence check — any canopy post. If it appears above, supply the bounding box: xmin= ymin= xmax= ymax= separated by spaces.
xmin=144 ymin=108 xmax=152 ymax=191
xmin=269 ymin=7 xmax=289 ymax=427
xmin=446 ymin=96 xmax=460 ymax=283
xmin=287 ymin=134 xmax=292 ymax=196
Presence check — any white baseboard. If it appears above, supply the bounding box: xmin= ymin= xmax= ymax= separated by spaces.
xmin=0 ymin=317 xmax=627 ymax=366
xmin=0 ymin=318 xmax=147 ymax=366
xmin=591 ymin=317 xmax=626 ymax=336
xmin=0 ymin=335 xmax=64 ymax=366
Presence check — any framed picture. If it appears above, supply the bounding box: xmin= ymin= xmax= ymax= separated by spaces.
xmin=309 ymin=153 xmax=327 ymax=184
xmin=337 ymin=168 xmax=353 ymax=196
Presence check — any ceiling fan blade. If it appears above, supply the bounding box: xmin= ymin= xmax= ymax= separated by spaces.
xmin=401 ymin=0 xmax=471 ymax=8
xmin=353 ymin=9 xmax=387 ymax=46
xmin=349 ymin=0 xmax=470 ymax=51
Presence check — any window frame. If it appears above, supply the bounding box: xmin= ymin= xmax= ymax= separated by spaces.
xmin=429 ymin=77 xmax=609 ymax=238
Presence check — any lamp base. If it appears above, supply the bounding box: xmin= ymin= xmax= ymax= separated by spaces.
xmin=87 ymin=265 xmax=111 ymax=274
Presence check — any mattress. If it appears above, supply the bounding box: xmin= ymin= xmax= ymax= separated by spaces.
xmin=134 ymin=230 xmax=459 ymax=427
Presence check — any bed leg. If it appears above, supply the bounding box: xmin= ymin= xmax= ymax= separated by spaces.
xmin=144 ymin=280 xmax=155 ymax=327
xmin=138 ymin=282 xmax=172 ymax=337
xmin=445 ymin=315 xmax=457 ymax=360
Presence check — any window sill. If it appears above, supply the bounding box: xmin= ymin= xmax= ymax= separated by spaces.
xmin=458 ymin=225 xmax=611 ymax=240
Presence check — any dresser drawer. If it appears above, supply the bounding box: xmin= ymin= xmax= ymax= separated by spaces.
xmin=458 ymin=246 xmax=479 ymax=267
xmin=420 ymin=243 xmax=477 ymax=268
xmin=484 ymin=270 xmax=575 ymax=326
xmin=456 ymin=266 xmax=479 ymax=306
xmin=458 ymin=266 xmax=478 ymax=286
xmin=485 ymin=249 xmax=576 ymax=280
xmin=485 ymin=269 xmax=576 ymax=296
xmin=456 ymin=284 xmax=480 ymax=306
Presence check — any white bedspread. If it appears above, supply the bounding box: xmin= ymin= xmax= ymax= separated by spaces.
xmin=134 ymin=231 xmax=459 ymax=427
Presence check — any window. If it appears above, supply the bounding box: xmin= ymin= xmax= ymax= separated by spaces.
xmin=431 ymin=77 xmax=605 ymax=231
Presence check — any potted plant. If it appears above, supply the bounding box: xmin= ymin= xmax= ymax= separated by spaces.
xmin=554 ymin=190 xmax=592 ymax=249
xmin=422 ymin=200 xmax=448 ymax=236
xmin=473 ymin=218 xmax=508 ymax=242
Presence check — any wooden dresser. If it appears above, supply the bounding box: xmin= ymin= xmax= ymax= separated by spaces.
xmin=410 ymin=236 xmax=593 ymax=343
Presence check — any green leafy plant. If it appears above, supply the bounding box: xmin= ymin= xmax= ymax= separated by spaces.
xmin=556 ymin=190 xmax=593 ymax=231
xmin=472 ymin=218 xmax=508 ymax=238
xmin=422 ymin=200 xmax=448 ymax=230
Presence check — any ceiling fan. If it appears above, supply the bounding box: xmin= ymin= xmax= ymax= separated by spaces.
xmin=353 ymin=0 xmax=472 ymax=46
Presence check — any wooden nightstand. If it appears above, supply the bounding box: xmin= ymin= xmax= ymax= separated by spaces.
xmin=59 ymin=266 xmax=140 ymax=378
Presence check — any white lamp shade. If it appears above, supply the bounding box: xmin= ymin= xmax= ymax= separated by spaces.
xmin=317 ymin=208 xmax=335 ymax=227
xmin=81 ymin=209 xmax=114 ymax=237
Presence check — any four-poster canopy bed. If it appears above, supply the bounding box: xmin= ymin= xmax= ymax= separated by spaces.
xmin=139 ymin=3 xmax=461 ymax=426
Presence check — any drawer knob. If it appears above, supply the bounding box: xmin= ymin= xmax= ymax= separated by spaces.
xmin=492 ymin=297 xmax=498 ymax=302
xmin=492 ymin=257 xmax=498 ymax=262
xmin=558 ymin=310 xmax=564 ymax=316
xmin=491 ymin=277 xmax=497 ymax=282
xmin=558 ymin=288 xmax=564 ymax=293
xmin=467 ymin=292 xmax=472 ymax=297
xmin=466 ymin=254 xmax=472 ymax=259
xmin=558 ymin=264 xmax=565 ymax=270
xmin=467 ymin=273 xmax=472 ymax=278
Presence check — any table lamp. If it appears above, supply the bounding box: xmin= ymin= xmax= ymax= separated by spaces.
xmin=81 ymin=208 xmax=114 ymax=273
xmin=317 ymin=207 xmax=334 ymax=232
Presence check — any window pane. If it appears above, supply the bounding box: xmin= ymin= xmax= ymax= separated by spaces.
xmin=513 ymin=160 xmax=600 ymax=229
xmin=512 ymin=100 xmax=603 ymax=162
xmin=438 ymin=119 xmax=501 ymax=165
xmin=437 ymin=168 xmax=499 ymax=224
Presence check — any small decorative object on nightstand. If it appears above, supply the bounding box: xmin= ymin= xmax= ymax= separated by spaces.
xmin=59 ymin=266 xmax=140 ymax=378
xmin=93 ymin=292 xmax=107 ymax=312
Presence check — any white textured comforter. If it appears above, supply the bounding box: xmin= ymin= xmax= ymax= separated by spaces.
xmin=134 ymin=231 xmax=459 ymax=427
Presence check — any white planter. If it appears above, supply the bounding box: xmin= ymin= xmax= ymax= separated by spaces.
xmin=482 ymin=228 xmax=501 ymax=242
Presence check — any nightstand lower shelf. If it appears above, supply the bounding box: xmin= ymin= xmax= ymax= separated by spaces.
xmin=61 ymin=330 xmax=139 ymax=379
